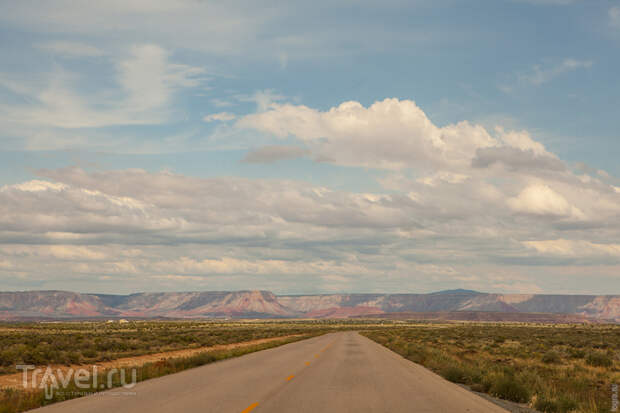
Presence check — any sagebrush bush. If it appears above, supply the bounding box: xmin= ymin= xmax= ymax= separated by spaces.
xmin=489 ymin=375 xmax=530 ymax=403
xmin=441 ymin=365 xmax=468 ymax=383
xmin=535 ymin=396 xmax=559 ymax=412
xmin=568 ymin=348 xmax=585 ymax=359
xmin=585 ymin=351 xmax=612 ymax=367
xmin=534 ymin=395 xmax=578 ymax=413
xmin=541 ymin=350 xmax=561 ymax=364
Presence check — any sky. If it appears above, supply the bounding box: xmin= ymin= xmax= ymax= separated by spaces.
xmin=0 ymin=0 xmax=619 ymax=295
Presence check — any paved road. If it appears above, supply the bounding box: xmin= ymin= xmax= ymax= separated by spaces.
xmin=32 ymin=331 xmax=508 ymax=413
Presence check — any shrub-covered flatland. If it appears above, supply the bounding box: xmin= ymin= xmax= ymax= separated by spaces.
xmin=0 ymin=320 xmax=340 ymax=374
xmin=0 ymin=320 xmax=348 ymax=412
xmin=362 ymin=323 xmax=620 ymax=413
xmin=1 ymin=320 xmax=618 ymax=413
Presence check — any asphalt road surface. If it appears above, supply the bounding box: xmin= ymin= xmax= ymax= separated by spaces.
xmin=32 ymin=331 xmax=508 ymax=413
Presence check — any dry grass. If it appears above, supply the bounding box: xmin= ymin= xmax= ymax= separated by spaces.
xmin=3 ymin=319 xmax=617 ymax=413
xmin=0 ymin=320 xmax=332 ymax=374
xmin=0 ymin=328 xmax=321 ymax=413
xmin=0 ymin=334 xmax=303 ymax=390
xmin=362 ymin=323 xmax=620 ymax=413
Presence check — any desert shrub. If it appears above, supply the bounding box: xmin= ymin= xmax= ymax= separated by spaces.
xmin=441 ymin=365 xmax=468 ymax=383
xmin=556 ymin=397 xmax=578 ymax=412
xmin=441 ymin=364 xmax=483 ymax=385
xmin=405 ymin=347 xmax=428 ymax=364
xmin=534 ymin=395 xmax=578 ymax=413
xmin=0 ymin=350 xmax=16 ymax=367
xmin=585 ymin=351 xmax=612 ymax=367
xmin=568 ymin=348 xmax=585 ymax=359
xmin=81 ymin=348 xmax=97 ymax=358
xmin=0 ymin=389 xmax=44 ymax=413
xmin=489 ymin=375 xmax=530 ymax=403
xmin=542 ymin=350 xmax=561 ymax=364
xmin=535 ymin=396 xmax=559 ymax=412
xmin=516 ymin=369 xmax=544 ymax=394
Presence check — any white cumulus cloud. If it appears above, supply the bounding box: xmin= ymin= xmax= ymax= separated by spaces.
xmin=238 ymin=98 xmax=499 ymax=170
xmin=507 ymin=184 xmax=585 ymax=219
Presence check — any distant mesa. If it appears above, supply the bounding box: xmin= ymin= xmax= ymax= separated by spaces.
xmin=0 ymin=289 xmax=618 ymax=323
xmin=429 ymin=289 xmax=482 ymax=295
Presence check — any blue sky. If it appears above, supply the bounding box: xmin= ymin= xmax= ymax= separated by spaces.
xmin=0 ymin=0 xmax=618 ymax=294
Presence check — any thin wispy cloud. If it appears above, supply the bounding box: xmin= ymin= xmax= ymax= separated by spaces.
xmin=36 ymin=41 xmax=104 ymax=57
xmin=203 ymin=112 xmax=236 ymax=122
xmin=520 ymin=59 xmax=593 ymax=86
xmin=610 ymin=6 xmax=620 ymax=28
xmin=499 ymin=58 xmax=594 ymax=93
xmin=0 ymin=44 xmax=206 ymax=131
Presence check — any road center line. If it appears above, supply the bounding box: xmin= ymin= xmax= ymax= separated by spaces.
xmin=241 ymin=402 xmax=259 ymax=413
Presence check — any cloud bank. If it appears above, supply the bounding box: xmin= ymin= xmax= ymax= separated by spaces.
xmin=1 ymin=98 xmax=618 ymax=293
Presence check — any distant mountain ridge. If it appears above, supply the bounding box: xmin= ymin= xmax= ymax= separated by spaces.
xmin=0 ymin=290 xmax=618 ymax=322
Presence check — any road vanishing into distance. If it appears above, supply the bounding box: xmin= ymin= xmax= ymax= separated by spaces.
xmin=32 ymin=331 xmax=508 ymax=413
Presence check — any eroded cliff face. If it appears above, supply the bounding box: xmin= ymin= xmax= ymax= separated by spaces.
xmin=0 ymin=290 xmax=618 ymax=321
xmin=578 ymin=296 xmax=620 ymax=320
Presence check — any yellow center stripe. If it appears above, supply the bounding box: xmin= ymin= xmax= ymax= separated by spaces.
xmin=241 ymin=402 xmax=259 ymax=413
